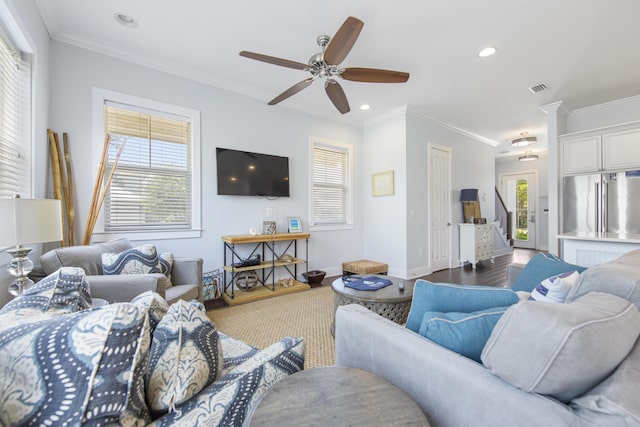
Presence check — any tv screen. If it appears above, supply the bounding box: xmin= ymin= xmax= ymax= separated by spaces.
xmin=216 ymin=147 xmax=290 ymax=197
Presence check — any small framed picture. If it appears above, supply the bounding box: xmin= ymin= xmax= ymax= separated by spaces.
xmin=287 ymin=217 xmax=302 ymax=233
xmin=372 ymin=170 xmax=394 ymax=197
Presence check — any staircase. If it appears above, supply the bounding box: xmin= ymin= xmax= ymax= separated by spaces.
xmin=493 ymin=187 xmax=514 ymax=256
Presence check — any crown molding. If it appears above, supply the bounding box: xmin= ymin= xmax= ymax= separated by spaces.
xmin=569 ymin=94 xmax=640 ymax=118
xmin=406 ymin=106 xmax=500 ymax=147
xmin=539 ymin=100 xmax=570 ymax=117
xmin=51 ymin=31 xmax=362 ymax=128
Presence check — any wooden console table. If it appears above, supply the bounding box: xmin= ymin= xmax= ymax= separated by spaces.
xmin=221 ymin=233 xmax=310 ymax=299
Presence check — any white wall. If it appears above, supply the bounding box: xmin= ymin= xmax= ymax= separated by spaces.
xmin=0 ymin=0 xmax=52 ymax=308
xmin=566 ymin=95 xmax=640 ymax=133
xmin=48 ymin=41 xmax=364 ymax=277
xmin=361 ymin=111 xmax=407 ymax=277
xmin=406 ymin=110 xmax=495 ymax=273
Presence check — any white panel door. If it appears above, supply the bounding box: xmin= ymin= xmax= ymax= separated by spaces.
xmin=501 ymin=172 xmax=537 ymax=249
xmin=429 ymin=145 xmax=452 ymax=271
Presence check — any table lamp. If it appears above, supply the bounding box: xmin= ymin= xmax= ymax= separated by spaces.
xmin=460 ymin=189 xmax=479 ymax=224
xmin=0 ymin=196 xmax=63 ymax=296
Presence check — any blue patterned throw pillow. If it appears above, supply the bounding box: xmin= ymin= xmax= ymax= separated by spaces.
xmin=149 ymin=337 xmax=305 ymax=426
xmin=0 ymin=302 xmax=151 ymax=426
xmin=146 ymin=300 xmax=224 ymax=415
xmin=102 ymin=244 xmax=162 ymax=275
xmin=131 ymin=291 xmax=170 ymax=334
xmin=0 ymin=267 xmax=92 ymax=331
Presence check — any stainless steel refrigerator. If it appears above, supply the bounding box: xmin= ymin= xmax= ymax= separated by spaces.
xmin=563 ymin=170 xmax=640 ymax=234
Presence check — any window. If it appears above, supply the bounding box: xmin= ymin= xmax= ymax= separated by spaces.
xmin=92 ymin=89 xmax=201 ymax=240
xmin=309 ymin=137 xmax=353 ymax=230
xmin=0 ymin=30 xmax=31 ymax=198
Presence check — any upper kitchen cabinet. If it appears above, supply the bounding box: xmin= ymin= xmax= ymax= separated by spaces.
xmin=561 ymin=122 xmax=640 ymax=175
xmin=562 ymin=134 xmax=601 ymax=174
xmin=603 ymin=128 xmax=640 ymax=170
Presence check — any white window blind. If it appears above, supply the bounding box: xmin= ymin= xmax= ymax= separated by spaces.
xmin=0 ymin=31 xmax=30 ymax=198
xmin=103 ymin=102 xmax=192 ymax=231
xmin=311 ymin=142 xmax=351 ymax=225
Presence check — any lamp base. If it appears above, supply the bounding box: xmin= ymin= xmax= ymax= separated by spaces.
xmin=6 ymin=246 xmax=35 ymax=297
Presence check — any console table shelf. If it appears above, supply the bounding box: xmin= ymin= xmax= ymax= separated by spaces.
xmin=222 ymin=233 xmax=310 ymax=299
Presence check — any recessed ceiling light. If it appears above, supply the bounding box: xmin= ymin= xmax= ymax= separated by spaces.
xmin=360 ymin=104 xmax=370 ymax=110
xmin=478 ymin=47 xmax=496 ymax=58
xmin=114 ymin=13 xmax=139 ymax=29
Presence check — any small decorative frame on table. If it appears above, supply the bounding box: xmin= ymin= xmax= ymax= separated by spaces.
xmin=287 ymin=216 xmax=302 ymax=233
xmin=372 ymin=170 xmax=394 ymax=197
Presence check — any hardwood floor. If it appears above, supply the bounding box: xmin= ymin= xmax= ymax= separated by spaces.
xmin=321 ymin=248 xmax=539 ymax=288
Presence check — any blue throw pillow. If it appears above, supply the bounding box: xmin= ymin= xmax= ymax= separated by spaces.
xmin=512 ymin=253 xmax=586 ymax=292
xmin=406 ymin=280 xmax=519 ymax=333
xmin=419 ymin=306 xmax=510 ymax=362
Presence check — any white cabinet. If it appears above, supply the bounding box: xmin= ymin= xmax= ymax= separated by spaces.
xmin=603 ymin=128 xmax=640 ymax=170
xmin=561 ymin=123 xmax=640 ymax=175
xmin=459 ymin=224 xmax=494 ymax=268
xmin=562 ymin=134 xmax=601 ymax=174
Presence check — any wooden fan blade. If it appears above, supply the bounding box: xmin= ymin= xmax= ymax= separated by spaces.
xmin=240 ymin=51 xmax=308 ymax=70
xmin=341 ymin=68 xmax=410 ymax=83
xmin=325 ymin=79 xmax=350 ymax=114
xmin=324 ymin=16 xmax=364 ymax=65
xmin=268 ymin=78 xmax=314 ymax=105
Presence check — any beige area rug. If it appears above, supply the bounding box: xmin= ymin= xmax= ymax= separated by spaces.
xmin=208 ymin=286 xmax=335 ymax=369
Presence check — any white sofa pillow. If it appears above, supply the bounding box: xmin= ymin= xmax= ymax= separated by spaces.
xmin=481 ymin=292 xmax=640 ymax=402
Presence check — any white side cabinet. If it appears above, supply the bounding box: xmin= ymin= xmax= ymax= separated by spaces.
xmin=459 ymin=224 xmax=494 ymax=268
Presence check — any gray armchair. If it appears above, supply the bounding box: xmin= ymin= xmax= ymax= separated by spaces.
xmin=39 ymin=238 xmax=203 ymax=305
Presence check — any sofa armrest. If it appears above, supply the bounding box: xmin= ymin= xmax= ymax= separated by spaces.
xmin=335 ymin=304 xmax=580 ymax=427
xmin=171 ymin=257 xmax=203 ymax=302
xmin=505 ymin=262 xmax=526 ymax=288
xmin=86 ymin=273 xmax=168 ymax=303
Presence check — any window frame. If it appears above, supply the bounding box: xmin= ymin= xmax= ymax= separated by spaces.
xmin=308 ymin=136 xmax=354 ymax=232
xmin=0 ymin=22 xmax=32 ymax=201
xmin=91 ymin=87 xmax=201 ymax=242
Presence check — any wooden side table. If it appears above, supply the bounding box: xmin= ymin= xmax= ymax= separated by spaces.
xmin=249 ymin=366 xmax=430 ymax=426
xmin=331 ymin=276 xmax=414 ymax=334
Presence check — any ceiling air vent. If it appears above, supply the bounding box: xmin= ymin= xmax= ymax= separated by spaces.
xmin=529 ymin=83 xmax=549 ymax=94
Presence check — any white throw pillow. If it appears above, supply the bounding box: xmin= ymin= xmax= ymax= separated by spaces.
xmin=529 ymin=270 xmax=580 ymax=303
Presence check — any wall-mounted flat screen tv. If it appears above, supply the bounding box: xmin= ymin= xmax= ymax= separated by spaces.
xmin=216 ymin=147 xmax=290 ymax=197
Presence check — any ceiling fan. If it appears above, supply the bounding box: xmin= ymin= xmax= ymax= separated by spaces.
xmin=239 ymin=16 xmax=410 ymax=114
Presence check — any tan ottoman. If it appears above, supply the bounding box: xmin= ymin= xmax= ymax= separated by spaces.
xmin=342 ymin=260 xmax=388 ymax=276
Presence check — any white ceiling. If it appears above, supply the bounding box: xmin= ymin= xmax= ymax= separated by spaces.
xmin=35 ymin=0 xmax=640 ymax=157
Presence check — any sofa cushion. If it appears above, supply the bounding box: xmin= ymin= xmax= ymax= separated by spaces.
xmin=567 ymin=249 xmax=640 ymax=309
xmin=0 ymin=267 xmax=92 ymax=331
xmin=529 ymin=270 xmax=580 ymax=303
xmin=481 ymin=292 xmax=640 ymax=402
xmin=40 ymin=238 xmax=132 ymax=275
xmin=406 ymin=280 xmax=519 ymax=333
xmin=0 ymin=302 xmax=151 ymax=426
xmin=149 ymin=337 xmax=304 ymax=426
xmin=218 ymin=332 xmax=260 ymax=375
xmin=419 ymin=306 xmax=511 ymax=362
xmin=146 ymin=300 xmax=223 ymax=415
xmin=131 ymin=291 xmax=169 ymax=334
xmin=159 ymin=252 xmax=174 ymax=287
xmin=511 ymin=252 xmax=586 ymax=292
xmin=102 ymin=244 xmax=162 ymax=275
xmin=571 ymin=336 xmax=640 ymax=425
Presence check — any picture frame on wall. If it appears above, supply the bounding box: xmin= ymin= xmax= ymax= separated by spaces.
xmin=287 ymin=216 xmax=302 ymax=233
xmin=372 ymin=170 xmax=394 ymax=196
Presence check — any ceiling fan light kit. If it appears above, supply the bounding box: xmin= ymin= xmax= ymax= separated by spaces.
xmin=239 ymin=16 xmax=410 ymax=114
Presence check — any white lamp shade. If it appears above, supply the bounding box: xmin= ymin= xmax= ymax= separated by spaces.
xmin=0 ymin=198 xmax=63 ymax=247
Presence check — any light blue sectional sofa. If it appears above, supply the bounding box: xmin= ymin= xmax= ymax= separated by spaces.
xmin=336 ymin=250 xmax=640 ymax=427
